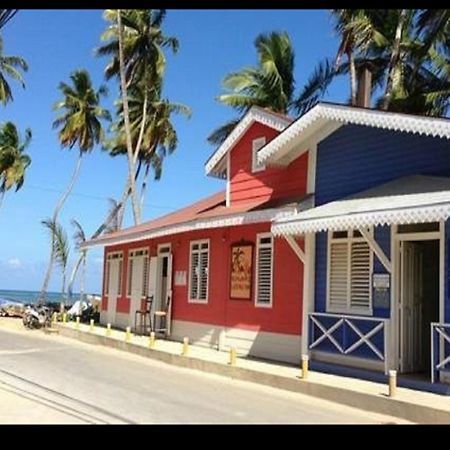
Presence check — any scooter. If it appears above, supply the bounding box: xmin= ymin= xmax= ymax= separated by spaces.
xmin=22 ymin=304 xmax=52 ymax=329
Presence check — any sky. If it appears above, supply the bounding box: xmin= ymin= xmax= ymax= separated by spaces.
xmin=0 ymin=9 xmax=348 ymax=294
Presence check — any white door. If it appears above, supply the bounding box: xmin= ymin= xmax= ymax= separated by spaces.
xmin=107 ymin=259 xmax=121 ymax=325
xmin=148 ymin=256 xmax=159 ymax=317
xmin=399 ymin=242 xmax=424 ymax=373
xmin=129 ymin=256 xmax=145 ymax=329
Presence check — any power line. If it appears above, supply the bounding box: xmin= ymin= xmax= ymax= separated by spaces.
xmin=24 ymin=184 xmax=178 ymax=211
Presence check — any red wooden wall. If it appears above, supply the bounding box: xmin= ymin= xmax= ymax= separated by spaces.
xmin=102 ymin=222 xmax=304 ymax=336
xmin=229 ymin=122 xmax=308 ymax=206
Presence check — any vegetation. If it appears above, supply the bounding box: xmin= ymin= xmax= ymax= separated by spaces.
xmin=0 ymin=122 xmax=31 ymax=208
xmin=208 ymin=31 xmax=295 ymax=146
xmin=38 ymin=69 xmax=110 ymax=303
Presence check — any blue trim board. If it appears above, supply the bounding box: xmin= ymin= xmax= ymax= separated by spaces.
xmin=310 ymin=360 xmax=450 ymax=396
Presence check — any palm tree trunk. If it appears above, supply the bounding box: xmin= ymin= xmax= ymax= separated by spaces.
xmin=39 ymin=153 xmax=83 ymax=304
xmin=61 ymin=269 xmax=66 ymax=298
xmin=80 ymin=251 xmax=86 ymax=301
xmin=67 ymin=252 xmax=84 ymax=302
xmin=348 ymin=51 xmax=357 ymax=106
xmin=117 ymin=9 xmax=141 ymax=225
xmin=382 ymin=9 xmax=408 ymax=110
xmin=140 ymin=162 xmax=151 ymax=210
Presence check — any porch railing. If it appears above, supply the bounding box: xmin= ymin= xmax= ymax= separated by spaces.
xmin=308 ymin=312 xmax=390 ymax=374
xmin=431 ymin=322 xmax=450 ymax=383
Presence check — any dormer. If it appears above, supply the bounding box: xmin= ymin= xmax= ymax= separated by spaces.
xmin=205 ymin=107 xmax=309 ymax=207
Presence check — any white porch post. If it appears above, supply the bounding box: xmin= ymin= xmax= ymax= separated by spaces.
xmin=359 ymin=227 xmax=392 ymax=273
xmin=301 ymin=232 xmax=315 ymax=356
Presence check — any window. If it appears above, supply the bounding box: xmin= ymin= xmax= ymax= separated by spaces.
xmin=255 ymin=233 xmax=273 ymax=307
xmin=189 ymin=240 xmax=209 ymax=302
xmin=105 ymin=252 xmax=123 ymax=296
xmin=252 ymin=137 xmax=266 ymax=173
xmin=327 ymin=230 xmax=372 ymax=314
xmin=126 ymin=248 xmax=149 ymax=298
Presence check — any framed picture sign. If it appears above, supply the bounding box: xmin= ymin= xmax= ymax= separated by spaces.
xmin=230 ymin=242 xmax=253 ymax=300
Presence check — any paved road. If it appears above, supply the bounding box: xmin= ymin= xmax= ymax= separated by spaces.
xmin=0 ymin=327 xmax=408 ymax=424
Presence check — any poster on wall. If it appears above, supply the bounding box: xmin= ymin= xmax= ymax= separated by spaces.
xmin=230 ymin=242 xmax=253 ymax=299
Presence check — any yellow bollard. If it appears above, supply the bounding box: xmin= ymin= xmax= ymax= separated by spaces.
xmin=229 ymin=347 xmax=237 ymax=366
xmin=89 ymin=319 xmax=94 ymax=332
xmin=181 ymin=337 xmax=189 ymax=356
xmin=75 ymin=316 xmax=80 ymax=330
xmin=62 ymin=313 xmax=67 ymax=324
xmin=388 ymin=370 xmax=397 ymax=397
xmin=301 ymin=354 xmax=309 ymax=379
xmin=148 ymin=331 xmax=156 ymax=349
xmin=106 ymin=323 xmax=111 ymax=337
xmin=125 ymin=326 xmax=131 ymax=343
xmin=52 ymin=312 xmax=57 ymax=324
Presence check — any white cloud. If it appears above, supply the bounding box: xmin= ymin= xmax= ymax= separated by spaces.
xmin=8 ymin=258 xmax=22 ymax=269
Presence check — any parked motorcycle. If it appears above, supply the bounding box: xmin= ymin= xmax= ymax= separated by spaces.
xmin=22 ymin=304 xmax=52 ymax=329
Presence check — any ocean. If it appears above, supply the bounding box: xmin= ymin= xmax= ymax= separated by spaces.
xmin=0 ymin=289 xmax=85 ymax=305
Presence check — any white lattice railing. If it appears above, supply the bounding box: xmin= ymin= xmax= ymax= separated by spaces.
xmin=431 ymin=323 xmax=450 ymax=383
xmin=309 ymin=312 xmax=389 ymax=374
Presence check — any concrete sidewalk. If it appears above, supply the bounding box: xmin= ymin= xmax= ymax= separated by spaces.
xmin=51 ymin=321 xmax=450 ymax=424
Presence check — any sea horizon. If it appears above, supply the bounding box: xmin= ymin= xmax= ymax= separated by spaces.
xmin=0 ymin=288 xmax=100 ymax=305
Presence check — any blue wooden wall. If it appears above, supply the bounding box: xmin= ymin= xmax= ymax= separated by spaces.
xmin=314 ymin=124 xmax=450 ymax=320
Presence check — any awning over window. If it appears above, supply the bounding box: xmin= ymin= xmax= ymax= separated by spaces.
xmin=272 ymin=175 xmax=450 ymax=236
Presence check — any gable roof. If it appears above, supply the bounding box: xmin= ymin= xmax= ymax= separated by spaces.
xmin=205 ymin=106 xmax=293 ymax=178
xmin=258 ymin=102 xmax=450 ymax=167
xmin=82 ymin=190 xmax=309 ymax=249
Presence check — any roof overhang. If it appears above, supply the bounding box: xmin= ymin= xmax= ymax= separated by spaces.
xmin=272 ymin=175 xmax=450 ymax=236
xmin=205 ymin=106 xmax=292 ymax=178
xmin=258 ymin=103 xmax=450 ymax=168
xmin=82 ymin=203 xmax=307 ymax=250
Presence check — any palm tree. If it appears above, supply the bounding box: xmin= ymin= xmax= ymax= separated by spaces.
xmin=0 ymin=10 xmax=18 ymax=30
xmin=38 ymin=69 xmax=110 ymax=304
xmin=208 ymin=31 xmax=295 ymax=147
xmin=106 ymin=80 xmax=191 ymax=223
xmin=96 ymin=9 xmax=179 ymax=226
xmin=295 ymin=10 xmax=450 ymax=116
xmin=0 ymin=121 xmax=31 ymax=208
xmin=0 ymin=35 xmax=28 ymax=105
xmin=67 ymin=219 xmax=86 ymax=303
xmin=42 ymin=219 xmax=70 ymax=301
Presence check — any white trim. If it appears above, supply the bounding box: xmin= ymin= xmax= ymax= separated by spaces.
xmin=359 ymin=227 xmax=392 ymax=273
xmin=252 ymin=137 xmax=267 ymax=173
xmin=83 ymin=206 xmax=298 ymax=249
xmin=284 ymin=235 xmax=305 ymax=264
xmin=188 ymin=239 xmax=210 ymax=304
xmin=302 ymin=232 xmax=315 ymax=355
xmin=392 ymin=222 xmax=444 ymax=372
xmin=255 ymin=233 xmax=274 ymax=308
xmin=157 ymin=243 xmax=172 ymax=255
xmin=205 ymin=106 xmax=291 ymax=177
xmin=306 ymin=144 xmax=317 ymax=195
xmin=226 ymin=152 xmax=231 ymax=207
xmin=273 ymin=202 xmax=450 ymax=236
xmin=326 ymin=229 xmax=373 ymax=316
xmin=258 ymin=103 xmax=450 ymax=167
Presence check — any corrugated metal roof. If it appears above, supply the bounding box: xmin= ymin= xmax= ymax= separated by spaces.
xmin=272 ymin=175 xmax=450 ymax=235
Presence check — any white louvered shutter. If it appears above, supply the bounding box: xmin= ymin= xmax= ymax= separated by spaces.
xmin=190 ymin=245 xmax=199 ymax=300
xmin=350 ymin=241 xmax=371 ymax=310
xmin=329 ymin=241 xmax=349 ymax=310
xmin=199 ymin=249 xmax=208 ymax=300
xmin=256 ymin=236 xmax=273 ymax=305
xmin=127 ymin=258 xmax=133 ymax=296
xmin=142 ymin=255 xmax=149 ymax=297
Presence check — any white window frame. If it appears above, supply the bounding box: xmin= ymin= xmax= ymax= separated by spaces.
xmin=126 ymin=247 xmax=149 ymax=299
xmin=255 ymin=232 xmax=274 ymax=308
xmin=158 ymin=243 xmax=172 ymax=255
xmin=326 ymin=229 xmax=373 ymax=315
xmin=188 ymin=239 xmax=210 ymax=304
xmin=105 ymin=251 xmax=123 ymax=297
xmin=252 ymin=137 xmax=266 ymax=173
